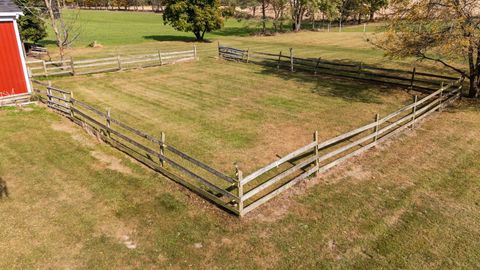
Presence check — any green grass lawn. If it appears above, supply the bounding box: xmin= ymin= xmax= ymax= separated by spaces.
xmin=1 ymin=101 xmax=479 ymax=269
xmin=43 ymin=9 xmax=383 ymax=48
xmin=8 ymin=9 xmax=478 ymax=268
xmin=51 ymin=58 xmax=413 ymax=173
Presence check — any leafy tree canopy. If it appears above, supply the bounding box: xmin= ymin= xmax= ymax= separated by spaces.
xmin=375 ymin=0 xmax=480 ymax=98
xmin=163 ymin=0 xmax=223 ymax=40
xmin=15 ymin=0 xmax=47 ymax=43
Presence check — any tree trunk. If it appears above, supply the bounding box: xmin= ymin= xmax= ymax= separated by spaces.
xmin=468 ymin=74 xmax=479 ymax=98
xmin=194 ymin=30 xmax=203 ymax=41
xmin=369 ymin=11 xmax=375 ymax=21
xmin=262 ymin=0 xmax=266 ymax=34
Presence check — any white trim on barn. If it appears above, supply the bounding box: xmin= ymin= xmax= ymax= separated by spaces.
xmin=12 ymin=17 xmax=32 ymax=94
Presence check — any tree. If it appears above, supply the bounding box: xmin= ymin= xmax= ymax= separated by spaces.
xmin=290 ymin=0 xmax=307 ymax=31
xmin=43 ymin=0 xmax=81 ymax=61
xmin=364 ymin=0 xmax=387 ymax=21
xmin=271 ymin=0 xmax=287 ymax=32
xmin=15 ymin=0 xmax=47 ymax=43
xmin=375 ymin=0 xmax=480 ymax=98
xmin=163 ymin=0 xmax=223 ymax=41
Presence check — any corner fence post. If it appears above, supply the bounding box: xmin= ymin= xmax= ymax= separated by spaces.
xmin=289 ymin=48 xmax=294 ymax=72
xmin=106 ymin=108 xmax=111 ymax=138
xmin=160 ymin=132 xmax=166 ymax=167
xmin=411 ymin=95 xmax=418 ymax=128
xmin=374 ymin=113 xmax=380 ymax=142
xmin=235 ymin=164 xmax=244 ymax=217
xmin=314 ymin=131 xmax=319 ymax=175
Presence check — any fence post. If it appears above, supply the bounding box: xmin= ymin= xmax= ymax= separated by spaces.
xmin=409 ymin=67 xmax=416 ymax=90
xmin=363 ymin=23 xmax=366 ymax=33
xmin=246 ymin=48 xmax=250 ymax=63
xmin=289 ymin=48 xmax=294 ymax=72
xmin=70 ymin=91 xmax=75 ymax=119
xmin=277 ymin=51 xmax=282 ymax=70
xmin=314 ymin=131 xmax=319 ymax=175
xmin=47 ymin=81 xmax=52 ymax=106
xmin=235 ymin=164 xmax=244 ymax=217
xmin=314 ymin=57 xmax=321 ymax=75
xmin=411 ymin=95 xmax=418 ymax=128
xmin=158 ymin=49 xmax=163 ymax=65
xmin=70 ymin=57 xmax=76 ymax=76
xmin=43 ymin=60 xmax=48 ymax=77
xmin=160 ymin=132 xmax=165 ymax=167
xmin=106 ymin=108 xmax=111 ymax=138
xmin=217 ymin=42 xmax=221 ymax=59
xmin=117 ymin=53 xmax=122 ymax=70
xmin=359 ymin=62 xmax=363 ymax=77
xmin=439 ymin=82 xmax=444 ymax=112
xmin=374 ymin=113 xmax=380 ymax=142
xmin=193 ymin=45 xmax=197 ymax=60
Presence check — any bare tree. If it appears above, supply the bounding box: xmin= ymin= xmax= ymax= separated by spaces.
xmin=43 ymin=0 xmax=81 ymax=61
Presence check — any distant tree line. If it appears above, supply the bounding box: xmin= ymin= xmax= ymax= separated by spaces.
xmin=73 ymin=0 xmax=388 ymax=32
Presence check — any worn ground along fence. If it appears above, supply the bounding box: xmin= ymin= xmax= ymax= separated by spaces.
xmin=32 ymin=75 xmax=463 ymax=217
xmin=218 ymin=44 xmax=459 ymax=92
xmin=27 ymin=47 xmax=197 ymax=77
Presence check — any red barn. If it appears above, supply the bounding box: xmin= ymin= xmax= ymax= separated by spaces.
xmin=0 ymin=0 xmax=30 ymax=100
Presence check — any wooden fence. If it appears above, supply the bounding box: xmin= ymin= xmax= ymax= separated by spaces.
xmin=32 ymin=80 xmax=240 ymax=215
xmin=27 ymin=47 xmax=197 ymax=77
xmin=218 ymin=45 xmax=460 ymax=92
xmin=31 ymin=75 xmax=463 ymax=216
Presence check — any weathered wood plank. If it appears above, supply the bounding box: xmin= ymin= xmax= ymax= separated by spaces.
xmin=241 ymin=141 xmax=317 ymax=185
xmin=242 ymin=166 xmax=318 ymax=215
xmin=242 ymin=155 xmax=317 ymax=201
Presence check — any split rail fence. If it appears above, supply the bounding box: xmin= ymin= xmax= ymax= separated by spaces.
xmin=32 ymin=75 xmax=463 ymax=217
xmin=218 ymin=45 xmax=460 ymax=92
xmin=27 ymin=47 xmax=197 ymax=77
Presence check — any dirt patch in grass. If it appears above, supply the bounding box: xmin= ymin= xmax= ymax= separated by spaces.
xmin=91 ymin=151 xmax=133 ymax=175
xmin=51 ymin=121 xmax=97 ymax=148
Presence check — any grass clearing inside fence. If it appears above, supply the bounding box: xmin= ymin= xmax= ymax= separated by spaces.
xmin=50 ymin=57 xmax=415 ymax=174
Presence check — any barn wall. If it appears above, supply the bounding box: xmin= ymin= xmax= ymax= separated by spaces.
xmin=0 ymin=20 xmax=29 ymax=97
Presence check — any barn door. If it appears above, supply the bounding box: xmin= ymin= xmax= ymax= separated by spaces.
xmin=0 ymin=21 xmax=29 ymax=97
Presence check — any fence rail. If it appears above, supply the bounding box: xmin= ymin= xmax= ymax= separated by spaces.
xmin=27 ymin=47 xmax=198 ymax=77
xmin=31 ymin=71 xmax=463 ymax=217
xmin=218 ymin=45 xmax=459 ymax=92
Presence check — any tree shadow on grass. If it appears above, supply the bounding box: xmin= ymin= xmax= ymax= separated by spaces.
xmin=251 ymin=59 xmax=405 ymax=103
xmin=211 ymin=26 xmax=258 ymax=37
xmin=143 ymin=35 xmax=199 ymax=42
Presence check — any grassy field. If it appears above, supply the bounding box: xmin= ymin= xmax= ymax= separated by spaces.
xmin=51 ymin=58 xmax=413 ymax=173
xmin=5 ymin=9 xmax=477 ymax=268
xmin=1 ymin=101 xmax=479 ymax=269
xmin=43 ymin=10 xmax=382 ymax=47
